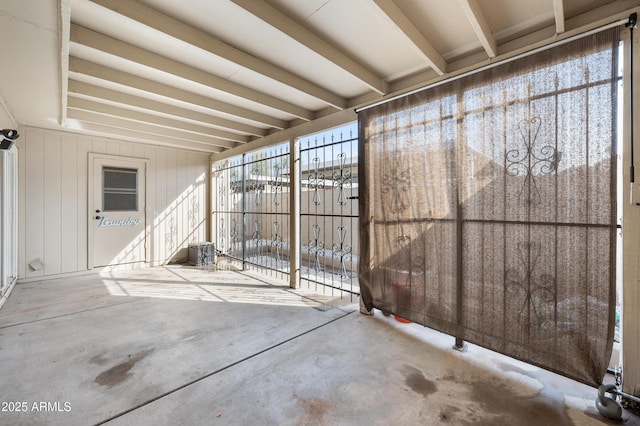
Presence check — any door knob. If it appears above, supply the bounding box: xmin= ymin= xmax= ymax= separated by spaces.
xmin=95 ymin=216 xmax=101 ymax=220
xmin=95 ymin=209 xmax=101 ymax=213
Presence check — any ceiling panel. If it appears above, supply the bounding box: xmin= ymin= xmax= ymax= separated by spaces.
xmin=564 ymin=0 xmax=622 ymax=19
xmin=478 ymin=0 xmax=555 ymax=39
xmin=72 ymin=1 xmax=244 ymax=81
xmin=274 ymin=0 xmax=429 ymax=81
xmin=394 ymin=0 xmax=481 ymax=60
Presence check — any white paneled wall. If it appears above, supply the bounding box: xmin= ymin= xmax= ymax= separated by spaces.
xmin=17 ymin=126 xmax=209 ymax=279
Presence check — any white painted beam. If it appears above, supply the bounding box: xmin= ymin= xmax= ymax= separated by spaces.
xmin=213 ymin=108 xmax=356 ymax=162
xmin=60 ymin=0 xmax=71 ymax=126
xmin=65 ymin=120 xmax=223 ymax=153
xmin=67 ymin=109 xmax=240 ymax=150
xmin=372 ymin=0 xmax=447 ymax=75
xmin=68 ymin=80 xmax=266 ymax=137
xmin=0 ymin=92 xmax=18 ymax=129
xmin=67 ymin=97 xmax=247 ymax=144
xmin=70 ymin=24 xmax=314 ymax=121
xmin=457 ymin=0 xmax=497 ymax=58
xmin=231 ymin=0 xmax=387 ymax=94
xmin=553 ymin=0 xmax=566 ymax=34
xmin=69 ymin=57 xmax=288 ymax=129
xmin=288 ymin=136 xmax=300 ymax=290
xmin=91 ymin=0 xmax=347 ymax=110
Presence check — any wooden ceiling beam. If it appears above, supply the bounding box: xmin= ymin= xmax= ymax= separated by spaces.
xmin=68 ymin=97 xmax=248 ymax=144
xmin=69 ymin=57 xmax=288 ymax=129
xmin=457 ymin=0 xmax=497 ymax=58
xmin=232 ymin=0 xmax=387 ymax=94
xmin=65 ymin=120 xmax=224 ymax=153
xmin=67 ymin=80 xmax=266 ymax=137
xmin=70 ymin=23 xmax=314 ymax=121
xmin=91 ymin=0 xmax=347 ymax=109
xmin=67 ymin=109 xmax=240 ymax=149
xmin=60 ymin=0 xmax=71 ymax=126
xmin=553 ymin=0 xmax=566 ymax=34
xmin=372 ymin=0 xmax=447 ymax=75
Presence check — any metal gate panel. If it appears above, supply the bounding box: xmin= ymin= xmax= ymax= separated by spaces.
xmin=212 ymin=128 xmax=360 ymax=298
xmin=299 ymin=129 xmax=359 ymax=299
xmin=243 ymin=145 xmax=290 ymax=280
xmin=213 ymin=144 xmax=291 ymax=281
xmin=212 ymin=157 xmax=244 ymax=270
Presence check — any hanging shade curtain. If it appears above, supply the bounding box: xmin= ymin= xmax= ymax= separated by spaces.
xmin=358 ymin=27 xmax=620 ymax=387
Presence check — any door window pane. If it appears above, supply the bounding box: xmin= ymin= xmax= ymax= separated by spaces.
xmin=103 ymin=167 xmax=137 ymax=211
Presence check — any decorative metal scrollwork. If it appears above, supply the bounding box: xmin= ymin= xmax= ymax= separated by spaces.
xmin=270 ymin=164 xmax=283 ymax=206
xmin=309 ymin=157 xmax=325 ymax=206
xmin=230 ymin=180 xmax=242 ymax=194
xmin=250 ymin=165 xmax=264 ymax=206
xmin=218 ymin=174 xmax=226 ymax=208
xmin=382 ymin=153 xmax=410 ymax=213
xmin=230 ymin=218 xmax=239 ymax=248
xmin=271 ymin=221 xmax=283 ymax=262
xmin=332 ymin=226 xmax=352 ymax=279
xmin=308 ymin=223 xmax=324 ymax=272
xmin=252 ymin=219 xmax=263 ymax=256
xmin=506 ymin=241 xmax=556 ymax=332
xmin=219 ymin=217 xmax=226 ymax=251
xmin=230 ymin=178 xmax=242 ymax=209
xmin=506 ymin=117 xmax=561 ymax=206
xmin=333 ymin=152 xmax=352 ymax=205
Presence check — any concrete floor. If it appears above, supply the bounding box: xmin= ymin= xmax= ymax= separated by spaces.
xmin=0 ymin=265 xmax=638 ymax=426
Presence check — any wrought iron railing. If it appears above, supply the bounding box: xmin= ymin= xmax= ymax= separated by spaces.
xmin=212 ymin=126 xmax=359 ymax=299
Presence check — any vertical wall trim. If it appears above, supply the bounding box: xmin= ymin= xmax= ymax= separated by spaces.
xmin=0 ymin=145 xmax=18 ymax=308
xmin=1 ymin=150 xmax=7 ymax=290
xmin=17 ymin=129 xmax=26 ymax=278
xmin=241 ymin=153 xmax=246 ymax=268
xmin=206 ymin=154 xmax=212 ymax=244
xmin=289 ymin=137 xmax=300 ymax=289
xmin=623 ymin=25 xmax=640 ymax=398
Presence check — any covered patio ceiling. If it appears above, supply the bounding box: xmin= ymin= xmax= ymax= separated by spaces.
xmin=0 ymin=0 xmax=638 ymax=155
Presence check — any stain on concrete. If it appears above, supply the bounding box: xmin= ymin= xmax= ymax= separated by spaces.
xmin=459 ymin=379 xmax=573 ymax=426
xmin=440 ymin=373 xmax=456 ymax=382
xmin=404 ymin=366 xmax=437 ymax=397
xmin=94 ymin=349 xmax=154 ymax=388
xmin=439 ymin=405 xmax=460 ymax=422
xmin=89 ymin=354 xmax=109 ymax=366
xmin=297 ymin=397 xmax=331 ymax=425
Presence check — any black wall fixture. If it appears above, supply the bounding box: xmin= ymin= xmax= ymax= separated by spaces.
xmin=0 ymin=129 xmax=19 ymax=150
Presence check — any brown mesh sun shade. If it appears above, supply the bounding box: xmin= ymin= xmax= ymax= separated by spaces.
xmin=358 ymin=28 xmax=620 ymax=387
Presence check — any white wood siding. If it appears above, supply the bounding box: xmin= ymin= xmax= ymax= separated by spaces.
xmin=17 ymin=126 xmax=209 ymax=278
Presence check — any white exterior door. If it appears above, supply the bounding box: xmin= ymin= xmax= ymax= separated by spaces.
xmin=91 ymin=156 xmax=147 ymax=267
